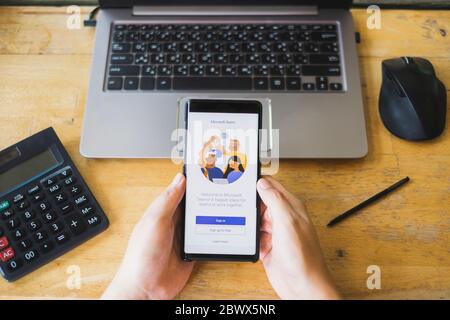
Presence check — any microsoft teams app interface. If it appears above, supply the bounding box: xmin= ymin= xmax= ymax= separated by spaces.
xmin=185 ymin=111 xmax=258 ymax=255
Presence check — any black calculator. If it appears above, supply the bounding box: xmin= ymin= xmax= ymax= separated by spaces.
xmin=0 ymin=127 xmax=109 ymax=281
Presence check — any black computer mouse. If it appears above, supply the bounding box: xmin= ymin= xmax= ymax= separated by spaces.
xmin=379 ymin=57 xmax=447 ymax=141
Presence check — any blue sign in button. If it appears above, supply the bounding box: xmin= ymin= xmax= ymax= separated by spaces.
xmin=196 ymin=216 xmax=246 ymax=226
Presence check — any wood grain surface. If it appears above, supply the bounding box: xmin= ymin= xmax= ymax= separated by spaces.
xmin=0 ymin=7 xmax=449 ymax=299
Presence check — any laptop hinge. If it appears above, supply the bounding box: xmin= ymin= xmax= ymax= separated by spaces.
xmin=133 ymin=6 xmax=318 ymax=16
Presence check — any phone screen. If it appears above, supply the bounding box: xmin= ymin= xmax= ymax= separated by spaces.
xmin=183 ymin=100 xmax=261 ymax=260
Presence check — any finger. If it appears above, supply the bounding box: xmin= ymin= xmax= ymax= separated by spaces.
xmin=264 ymin=176 xmax=309 ymax=222
xmin=257 ymin=178 xmax=294 ymax=222
xmin=260 ymin=208 xmax=272 ymax=234
xmin=259 ymin=231 xmax=272 ymax=261
xmin=146 ymin=173 xmax=186 ymax=220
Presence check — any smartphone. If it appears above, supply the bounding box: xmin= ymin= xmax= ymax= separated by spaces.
xmin=182 ymin=99 xmax=262 ymax=262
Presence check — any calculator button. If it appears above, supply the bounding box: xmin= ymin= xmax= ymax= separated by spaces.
xmin=54 ymin=193 xmax=67 ymax=204
xmin=86 ymin=214 xmax=101 ymax=227
xmin=70 ymin=185 xmax=82 ymax=196
xmin=74 ymin=195 xmax=88 ymax=207
xmin=38 ymin=201 xmax=51 ymax=213
xmin=18 ymin=239 xmax=32 ymax=252
xmin=7 ymin=258 xmax=23 ymax=272
xmin=42 ymin=211 xmax=57 ymax=223
xmin=58 ymin=169 xmax=72 ymax=179
xmin=27 ymin=220 xmax=42 ymax=232
xmin=55 ymin=232 xmax=70 ymax=245
xmin=27 ymin=185 xmax=41 ymax=195
xmin=48 ymin=184 xmax=61 ymax=194
xmin=22 ymin=209 xmax=35 ymax=221
xmin=7 ymin=218 xmax=20 ymax=230
xmin=40 ymin=241 xmax=54 ymax=254
xmin=0 ymin=236 xmax=9 ymax=250
xmin=23 ymin=249 xmax=38 ymax=263
xmin=16 ymin=201 xmax=29 ymax=211
xmin=60 ymin=203 xmax=73 ymax=215
xmin=13 ymin=193 xmax=25 ymax=203
xmin=80 ymin=205 xmax=95 ymax=216
xmin=65 ymin=214 xmax=87 ymax=236
xmin=1 ymin=209 xmax=14 ymax=220
xmin=43 ymin=177 xmax=57 ymax=187
xmin=49 ymin=221 xmax=64 ymax=234
xmin=12 ymin=227 xmax=26 ymax=241
xmin=63 ymin=176 xmax=76 ymax=186
xmin=0 ymin=200 xmax=10 ymax=212
xmin=31 ymin=193 xmax=45 ymax=203
xmin=0 ymin=247 xmax=15 ymax=262
xmin=33 ymin=231 xmax=47 ymax=243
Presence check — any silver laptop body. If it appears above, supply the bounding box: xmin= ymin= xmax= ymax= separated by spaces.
xmin=81 ymin=0 xmax=367 ymax=159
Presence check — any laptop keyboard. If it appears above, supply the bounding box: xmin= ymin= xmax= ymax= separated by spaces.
xmin=106 ymin=23 xmax=344 ymax=92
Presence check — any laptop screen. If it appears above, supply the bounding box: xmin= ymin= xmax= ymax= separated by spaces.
xmin=99 ymin=1 xmax=352 ymax=9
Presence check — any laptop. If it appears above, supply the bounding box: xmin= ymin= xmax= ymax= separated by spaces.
xmin=80 ymin=0 xmax=368 ymax=159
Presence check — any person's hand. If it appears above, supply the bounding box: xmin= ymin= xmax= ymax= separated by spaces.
xmin=102 ymin=173 xmax=194 ymax=300
xmin=257 ymin=176 xmax=340 ymax=300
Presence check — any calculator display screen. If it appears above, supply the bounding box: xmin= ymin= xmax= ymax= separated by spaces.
xmin=0 ymin=149 xmax=59 ymax=195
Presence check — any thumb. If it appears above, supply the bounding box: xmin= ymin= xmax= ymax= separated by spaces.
xmin=257 ymin=178 xmax=293 ymax=222
xmin=146 ymin=173 xmax=185 ymax=220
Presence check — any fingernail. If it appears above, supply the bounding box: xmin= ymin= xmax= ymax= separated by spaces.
xmin=258 ymin=178 xmax=271 ymax=190
xmin=171 ymin=173 xmax=184 ymax=187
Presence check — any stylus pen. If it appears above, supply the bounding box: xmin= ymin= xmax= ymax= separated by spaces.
xmin=327 ymin=176 xmax=410 ymax=227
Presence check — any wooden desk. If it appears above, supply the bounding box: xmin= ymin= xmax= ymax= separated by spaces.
xmin=0 ymin=7 xmax=449 ymax=299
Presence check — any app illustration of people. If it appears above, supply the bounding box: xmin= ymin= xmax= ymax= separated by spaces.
xmin=198 ymin=134 xmax=247 ymax=184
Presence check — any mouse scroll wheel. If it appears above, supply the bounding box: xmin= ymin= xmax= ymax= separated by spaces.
xmin=402 ymin=57 xmax=414 ymax=64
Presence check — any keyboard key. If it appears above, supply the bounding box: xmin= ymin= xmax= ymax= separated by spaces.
xmin=40 ymin=241 xmax=54 ymax=254
xmin=7 ymin=258 xmax=22 ymax=272
xmin=23 ymin=249 xmax=38 ymax=263
xmin=0 ymin=236 xmax=9 ymax=250
xmin=31 ymin=193 xmax=45 ymax=203
xmin=55 ymin=232 xmax=70 ymax=245
xmin=22 ymin=210 xmax=35 ymax=221
xmin=16 ymin=201 xmax=29 ymax=211
xmin=124 ymin=77 xmax=139 ymax=90
xmin=27 ymin=185 xmax=40 ymax=195
xmin=0 ymin=247 xmax=15 ymax=262
xmin=65 ymin=214 xmax=87 ymax=236
xmin=271 ymin=77 xmax=285 ymax=90
xmin=141 ymin=77 xmax=155 ymax=90
xmin=254 ymin=77 xmax=269 ymax=90
xmin=316 ymin=76 xmax=328 ymax=90
xmin=302 ymin=66 xmax=341 ymax=76
xmin=70 ymin=185 xmax=82 ymax=196
xmin=142 ymin=65 xmax=156 ymax=76
xmin=330 ymin=83 xmax=343 ymax=91
xmin=1 ymin=209 xmax=14 ymax=220
xmin=110 ymin=53 xmax=133 ymax=64
xmin=157 ymin=65 xmax=172 ymax=76
xmin=49 ymin=221 xmax=64 ymax=234
xmin=60 ymin=203 xmax=73 ymax=215
xmin=86 ymin=214 xmax=102 ymax=227
xmin=38 ymin=201 xmax=51 ymax=213
xmin=17 ymin=239 xmax=32 ymax=252
xmin=111 ymin=42 xmax=130 ymax=53
xmin=309 ymin=54 xmax=340 ymax=65
xmin=34 ymin=231 xmax=48 ymax=243
xmin=7 ymin=218 xmax=20 ymax=230
xmin=42 ymin=211 xmax=57 ymax=223
xmin=11 ymin=227 xmax=26 ymax=241
xmin=63 ymin=176 xmax=76 ymax=186
xmin=173 ymin=77 xmax=252 ymax=90
xmin=303 ymin=83 xmax=315 ymax=90
xmin=312 ymin=32 xmax=338 ymax=42
xmin=74 ymin=195 xmax=88 ymax=207
xmin=109 ymin=65 xmax=139 ymax=76
xmin=13 ymin=193 xmax=25 ymax=203
xmin=107 ymin=77 xmax=123 ymax=90
xmin=27 ymin=220 xmax=42 ymax=232
xmin=156 ymin=77 xmax=172 ymax=90
xmin=287 ymin=77 xmax=302 ymax=90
